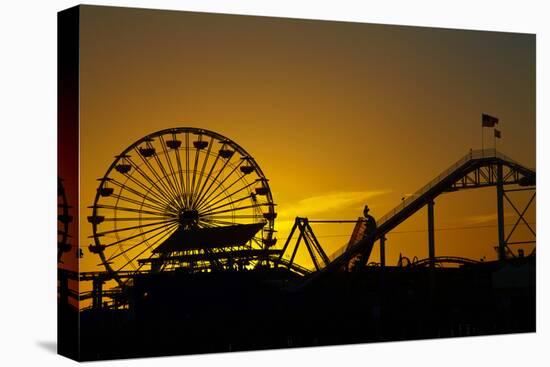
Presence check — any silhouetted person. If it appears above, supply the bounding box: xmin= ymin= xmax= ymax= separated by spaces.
xmin=353 ymin=205 xmax=377 ymax=270
xmin=363 ymin=204 xmax=377 ymax=239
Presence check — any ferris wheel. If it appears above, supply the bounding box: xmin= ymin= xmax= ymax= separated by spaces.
xmin=58 ymin=177 xmax=72 ymax=262
xmin=88 ymin=128 xmax=277 ymax=285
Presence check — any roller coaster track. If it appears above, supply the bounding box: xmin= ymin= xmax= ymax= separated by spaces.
xmin=298 ymin=149 xmax=535 ymax=287
xmin=276 ymin=257 xmax=312 ymax=276
xmin=408 ymin=256 xmax=480 ymax=268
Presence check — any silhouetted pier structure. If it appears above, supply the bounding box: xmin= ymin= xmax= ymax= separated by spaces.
xmin=58 ymin=148 xmax=535 ymax=360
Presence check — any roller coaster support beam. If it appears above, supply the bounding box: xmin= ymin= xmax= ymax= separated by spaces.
xmin=497 ymin=163 xmax=506 ymax=261
xmin=379 ymin=236 xmax=386 ymax=267
xmin=428 ymin=200 xmax=435 ymax=267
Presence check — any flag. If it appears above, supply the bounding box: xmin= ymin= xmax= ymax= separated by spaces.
xmin=494 ymin=129 xmax=501 ymax=139
xmin=482 ymin=113 xmax=499 ymax=127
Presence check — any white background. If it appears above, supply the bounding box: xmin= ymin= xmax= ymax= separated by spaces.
xmin=0 ymin=0 xmax=548 ymax=365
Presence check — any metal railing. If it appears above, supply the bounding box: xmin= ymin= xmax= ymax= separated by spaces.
xmin=327 ymin=149 xmax=519 ymax=262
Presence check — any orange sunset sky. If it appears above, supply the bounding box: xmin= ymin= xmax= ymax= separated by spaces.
xmin=69 ymin=5 xmax=535 ymax=276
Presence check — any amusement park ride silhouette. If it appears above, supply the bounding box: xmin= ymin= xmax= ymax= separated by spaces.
xmin=58 ymin=127 xmax=536 ymax=360
xmin=58 ymin=126 xmax=536 ymax=303
xmin=57 ymin=177 xmax=72 ymax=263
xmin=87 ymin=128 xmax=277 ymax=282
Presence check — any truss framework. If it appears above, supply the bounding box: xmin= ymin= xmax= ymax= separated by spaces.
xmin=279 ymin=150 xmax=535 ymax=279
xmin=276 ymin=217 xmax=330 ymax=271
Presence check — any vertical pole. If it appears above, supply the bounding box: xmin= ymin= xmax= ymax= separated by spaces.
xmin=427 ymin=201 xmax=436 ymax=335
xmin=428 ymin=200 xmax=435 ymax=267
xmin=92 ymin=278 xmax=103 ymax=310
xmin=379 ymin=236 xmax=386 ymax=267
xmin=496 ymin=164 xmax=506 ymax=261
xmin=481 ymin=124 xmax=485 ymax=157
xmin=92 ymin=279 xmax=98 ymax=309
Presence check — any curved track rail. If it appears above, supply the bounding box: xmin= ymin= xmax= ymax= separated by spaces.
xmin=297 ymin=149 xmax=535 ymax=287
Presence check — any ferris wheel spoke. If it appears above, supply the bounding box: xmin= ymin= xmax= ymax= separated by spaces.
xmin=158 ymin=135 xmax=185 ymax=207
xmin=131 ymin=152 xmax=180 ymax=206
xmin=194 ymin=158 xmax=243 ymax=210
xmin=104 ymin=216 xmax=173 ymax=222
xmin=197 ymin=181 xmax=256 ymax=211
xmin=195 ymin=175 xmax=240 ymax=213
xmin=197 ymin=168 xmax=247 ymax=214
xmin=147 ymin=149 xmax=174 ymax=193
xmin=92 ymin=218 xmax=177 ymax=237
xmin=109 ymin=192 xmax=174 ymax=216
xmin=172 ymin=141 xmax=187 ymax=205
xmin=198 ymin=221 xmax=215 ymax=228
xmin=117 ymin=168 xmax=174 ymax=208
xmin=126 ymin=155 xmax=177 ymax=206
xmin=201 ymin=203 xmax=265 ymax=217
xmin=113 ymin=223 xmax=179 ymax=272
xmin=92 ymin=204 xmax=170 ymax=218
xmin=106 ymin=220 xmax=178 ymax=253
xmin=108 ymin=225 xmax=176 ymax=265
xmin=190 ymin=140 xmax=202 ymax=204
xmin=152 ymin=148 xmax=185 ymax=207
xmin=151 ymin=138 xmax=184 ymax=207
xmin=191 ymin=149 xmax=223 ymax=209
xmin=137 ymin=149 xmax=179 ymax=201
xmin=184 ymin=132 xmax=191 ymax=207
xmin=194 ymin=159 xmax=244 ymax=213
xmin=199 ymin=194 xmax=253 ymax=216
xmin=124 ymin=157 xmax=171 ymax=201
xmin=196 ymin=175 xmax=256 ymax=213
xmin=107 ymin=177 xmax=170 ymax=210
xmin=106 ymin=229 xmax=176 ymax=265
xmin=190 ymin=136 xmax=214 ymax=206
xmin=203 ymin=214 xmax=261 ymax=219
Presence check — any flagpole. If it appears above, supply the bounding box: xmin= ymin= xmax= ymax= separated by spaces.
xmin=482 ymin=114 xmax=500 ymax=156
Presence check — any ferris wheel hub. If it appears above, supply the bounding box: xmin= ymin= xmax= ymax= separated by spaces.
xmin=179 ymin=209 xmax=199 ymax=227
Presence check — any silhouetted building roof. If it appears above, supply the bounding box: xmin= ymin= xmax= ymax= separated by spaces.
xmin=153 ymin=223 xmax=265 ymax=253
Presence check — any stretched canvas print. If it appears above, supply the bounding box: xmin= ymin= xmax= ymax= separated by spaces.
xmin=58 ymin=5 xmax=536 ymax=361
